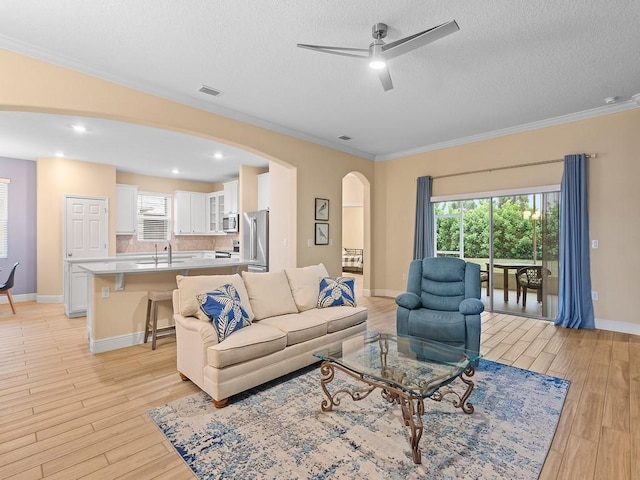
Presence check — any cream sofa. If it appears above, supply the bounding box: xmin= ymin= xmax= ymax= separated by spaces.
xmin=173 ymin=264 xmax=368 ymax=407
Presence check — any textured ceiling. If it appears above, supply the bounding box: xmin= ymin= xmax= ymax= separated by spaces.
xmin=0 ymin=0 xmax=639 ymax=181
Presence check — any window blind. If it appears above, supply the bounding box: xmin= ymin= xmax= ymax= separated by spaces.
xmin=137 ymin=193 xmax=171 ymax=241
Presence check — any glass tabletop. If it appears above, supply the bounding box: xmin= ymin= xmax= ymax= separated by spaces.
xmin=313 ymin=331 xmax=480 ymax=398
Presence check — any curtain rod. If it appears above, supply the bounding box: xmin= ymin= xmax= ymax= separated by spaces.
xmin=432 ymin=154 xmax=597 ymax=180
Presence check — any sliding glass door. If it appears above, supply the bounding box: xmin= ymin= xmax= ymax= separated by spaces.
xmin=434 ymin=189 xmax=559 ymax=320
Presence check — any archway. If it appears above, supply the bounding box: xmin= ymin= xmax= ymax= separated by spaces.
xmin=341 ymin=172 xmax=371 ymax=296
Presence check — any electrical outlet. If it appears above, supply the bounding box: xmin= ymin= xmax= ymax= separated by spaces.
xmin=591 ymin=291 xmax=598 ymax=301
xmin=307 ymin=239 xmax=313 ymax=247
xmin=102 ymin=287 xmax=110 ymax=298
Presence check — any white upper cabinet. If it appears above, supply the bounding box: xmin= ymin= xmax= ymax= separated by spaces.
xmin=115 ymin=184 xmax=137 ymax=234
xmin=174 ymin=191 xmax=207 ymax=234
xmin=223 ymin=180 xmax=239 ymax=214
xmin=207 ymin=191 xmax=226 ymax=234
xmin=257 ymin=173 xmax=269 ymax=211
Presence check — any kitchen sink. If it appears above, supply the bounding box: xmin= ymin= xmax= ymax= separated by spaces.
xmin=135 ymin=259 xmax=185 ymax=265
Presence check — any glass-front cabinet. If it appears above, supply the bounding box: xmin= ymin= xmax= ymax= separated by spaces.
xmin=207 ymin=191 xmax=225 ymax=234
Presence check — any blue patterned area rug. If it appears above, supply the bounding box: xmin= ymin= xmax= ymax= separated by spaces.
xmin=148 ymin=359 xmax=569 ymax=479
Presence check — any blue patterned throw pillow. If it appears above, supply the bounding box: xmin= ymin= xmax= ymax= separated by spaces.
xmin=197 ymin=284 xmax=250 ymax=342
xmin=317 ymin=276 xmax=356 ymax=308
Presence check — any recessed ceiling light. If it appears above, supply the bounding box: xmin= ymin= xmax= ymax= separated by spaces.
xmin=171 ymin=168 xmax=180 ymax=175
xmin=213 ymin=152 xmax=224 ymax=160
xmin=54 ymin=152 xmax=65 ymax=157
xmin=70 ymin=124 xmax=88 ymax=133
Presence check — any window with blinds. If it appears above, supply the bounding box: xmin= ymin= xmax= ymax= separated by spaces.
xmin=137 ymin=193 xmax=171 ymax=241
xmin=0 ymin=181 xmax=7 ymax=258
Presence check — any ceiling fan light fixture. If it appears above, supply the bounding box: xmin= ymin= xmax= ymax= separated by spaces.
xmin=369 ymin=42 xmax=386 ymax=70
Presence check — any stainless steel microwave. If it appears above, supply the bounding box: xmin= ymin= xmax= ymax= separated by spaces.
xmin=223 ymin=214 xmax=239 ymax=233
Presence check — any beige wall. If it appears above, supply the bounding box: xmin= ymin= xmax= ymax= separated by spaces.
xmin=342 ymin=173 xmax=365 ymax=249
xmin=376 ymin=109 xmax=640 ymax=328
xmin=4 ymin=48 xmax=640 ymax=330
xmin=1 ymin=48 xmax=373 ymax=279
xmin=116 ymin=171 xmax=222 ymax=194
xmin=268 ymin=160 xmax=297 ymax=272
xmin=37 ymin=157 xmax=116 ymax=297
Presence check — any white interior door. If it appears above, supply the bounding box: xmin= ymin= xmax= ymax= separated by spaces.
xmin=63 ymin=196 xmax=108 ymax=319
xmin=65 ymin=196 xmax=108 ymax=260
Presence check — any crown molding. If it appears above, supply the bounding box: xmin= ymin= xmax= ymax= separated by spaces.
xmin=2 ymin=37 xmax=637 ymax=164
xmin=375 ymin=100 xmax=640 ymax=161
xmin=0 ymin=38 xmax=375 ymax=161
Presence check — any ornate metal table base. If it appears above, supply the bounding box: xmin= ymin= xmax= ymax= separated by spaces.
xmin=319 ymin=361 xmax=476 ymax=464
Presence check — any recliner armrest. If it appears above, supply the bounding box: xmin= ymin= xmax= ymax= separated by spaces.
xmin=395 ymin=292 xmax=422 ymax=310
xmin=459 ymin=298 xmax=484 ymax=315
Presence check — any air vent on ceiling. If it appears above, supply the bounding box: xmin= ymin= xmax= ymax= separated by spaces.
xmin=198 ymin=85 xmax=223 ymax=97
xmin=338 ymin=135 xmax=352 ymax=141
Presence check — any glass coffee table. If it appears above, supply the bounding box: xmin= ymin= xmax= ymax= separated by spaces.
xmin=313 ymin=331 xmax=480 ymax=464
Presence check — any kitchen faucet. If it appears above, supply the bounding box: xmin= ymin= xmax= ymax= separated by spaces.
xmin=164 ymin=242 xmax=173 ymax=264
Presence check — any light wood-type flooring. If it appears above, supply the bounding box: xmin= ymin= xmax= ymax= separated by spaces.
xmin=0 ymin=297 xmax=638 ymax=479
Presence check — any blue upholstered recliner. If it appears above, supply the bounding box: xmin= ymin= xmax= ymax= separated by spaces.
xmin=395 ymin=257 xmax=484 ymax=364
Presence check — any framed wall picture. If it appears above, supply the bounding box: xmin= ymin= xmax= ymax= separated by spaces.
xmin=315 ymin=223 xmax=329 ymax=245
xmin=315 ymin=198 xmax=329 ymax=221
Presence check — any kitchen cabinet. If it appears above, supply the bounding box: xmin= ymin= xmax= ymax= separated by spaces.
xmin=64 ymin=262 xmax=88 ymax=317
xmin=115 ymin=184 xmax=137 ymax=234
xmin=207 ymin=191 xmax=226 ymax=234
xmin=223 ymin=180 xmax=238 ymax=214
xmin=257 ymin=173 xmax=269 ymax=211
xmin=174 ymin=191 xmax=207 ymax=234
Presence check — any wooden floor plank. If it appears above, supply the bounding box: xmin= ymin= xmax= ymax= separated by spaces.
xmin=0 ymin=297 xmax=637 ymax=480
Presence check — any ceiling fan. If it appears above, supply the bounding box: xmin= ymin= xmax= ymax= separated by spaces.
xmin=297 ymin=20 xmax=459 ymax=91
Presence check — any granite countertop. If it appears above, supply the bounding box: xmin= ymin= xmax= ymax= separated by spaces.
xmin=76 ymin=257 xmax=254 ymax=275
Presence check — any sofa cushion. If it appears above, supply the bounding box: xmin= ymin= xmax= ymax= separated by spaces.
xmin=241 ymin=270 xmax=299 ymax=320
xmin=198 ymin=284 xmax=251 ymax=342
xmin=305 ymin=306 xmax=368 ymax=333
xmin=317 ymin=276 xmax=356 ymax=308
xmin=284 ymin=263 xmax=329 ymax=312
xmin=176 ymin=274 xmax=254 ymax=321
xmin=207 ymin=323 xmax=287 ymax=368
xmin=260 ymin=312 xmax=327 ymax=346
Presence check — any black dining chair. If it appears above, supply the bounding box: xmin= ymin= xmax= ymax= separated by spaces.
xmin=0 ymin=262 xmax=19 ymax=314
xmin=515 ymin=265 xmax=550 ymax=307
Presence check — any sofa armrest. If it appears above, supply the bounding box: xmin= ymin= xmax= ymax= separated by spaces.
xmin=459 ymin=298 xmax=484 ymax=315
xmin=175 ymin=313 xmax=218 ymax=390
xmin=395 ymin=292 xmax=422 ymax=310
xmin=175 ymin=314 xmax=219 ymax=345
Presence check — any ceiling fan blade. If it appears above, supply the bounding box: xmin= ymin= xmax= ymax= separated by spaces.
xmin=296 ymin=43 xmax=368 ymax=59
xmin=380 ymin=20 xmax=459 ymax=60
xmin=378 ymin=66 xmax=393 ymax=91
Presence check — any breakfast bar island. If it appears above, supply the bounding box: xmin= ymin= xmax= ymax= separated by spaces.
xmin=78 ymin=258 xmax=255 ymax=353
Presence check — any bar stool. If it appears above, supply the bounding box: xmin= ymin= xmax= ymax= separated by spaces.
xmin=144 ymin=290 xmax=175 ymax=350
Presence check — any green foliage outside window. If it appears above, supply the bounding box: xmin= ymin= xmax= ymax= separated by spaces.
xmin=435 ymin=196 xmax=559 ymax=261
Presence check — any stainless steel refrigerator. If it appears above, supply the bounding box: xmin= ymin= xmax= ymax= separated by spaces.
xmin=243 ymin=210 xmax=269 ymax=272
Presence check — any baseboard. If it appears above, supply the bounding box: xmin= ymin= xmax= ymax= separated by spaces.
xmin=594 ymin=318 xmax=640 ymax=336
xmin=0 ymin=293 xmax=37 ymax=304
xmin=37 ymin=295 xmax=64 ymax=304
xmin=90 ymin=332 xmax=146 ymax=354
xmin=371 ymin=289 xmax=401 ymax=298
xmin=367 ymin=292 xmax=640 ymax=336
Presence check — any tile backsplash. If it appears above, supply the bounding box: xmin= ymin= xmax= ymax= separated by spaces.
xmin=116 ymin=234 xmax=238 ymax=254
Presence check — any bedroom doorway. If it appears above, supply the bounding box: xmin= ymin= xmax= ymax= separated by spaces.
xmin=342 ymin=173 xmax=367 ymax=295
